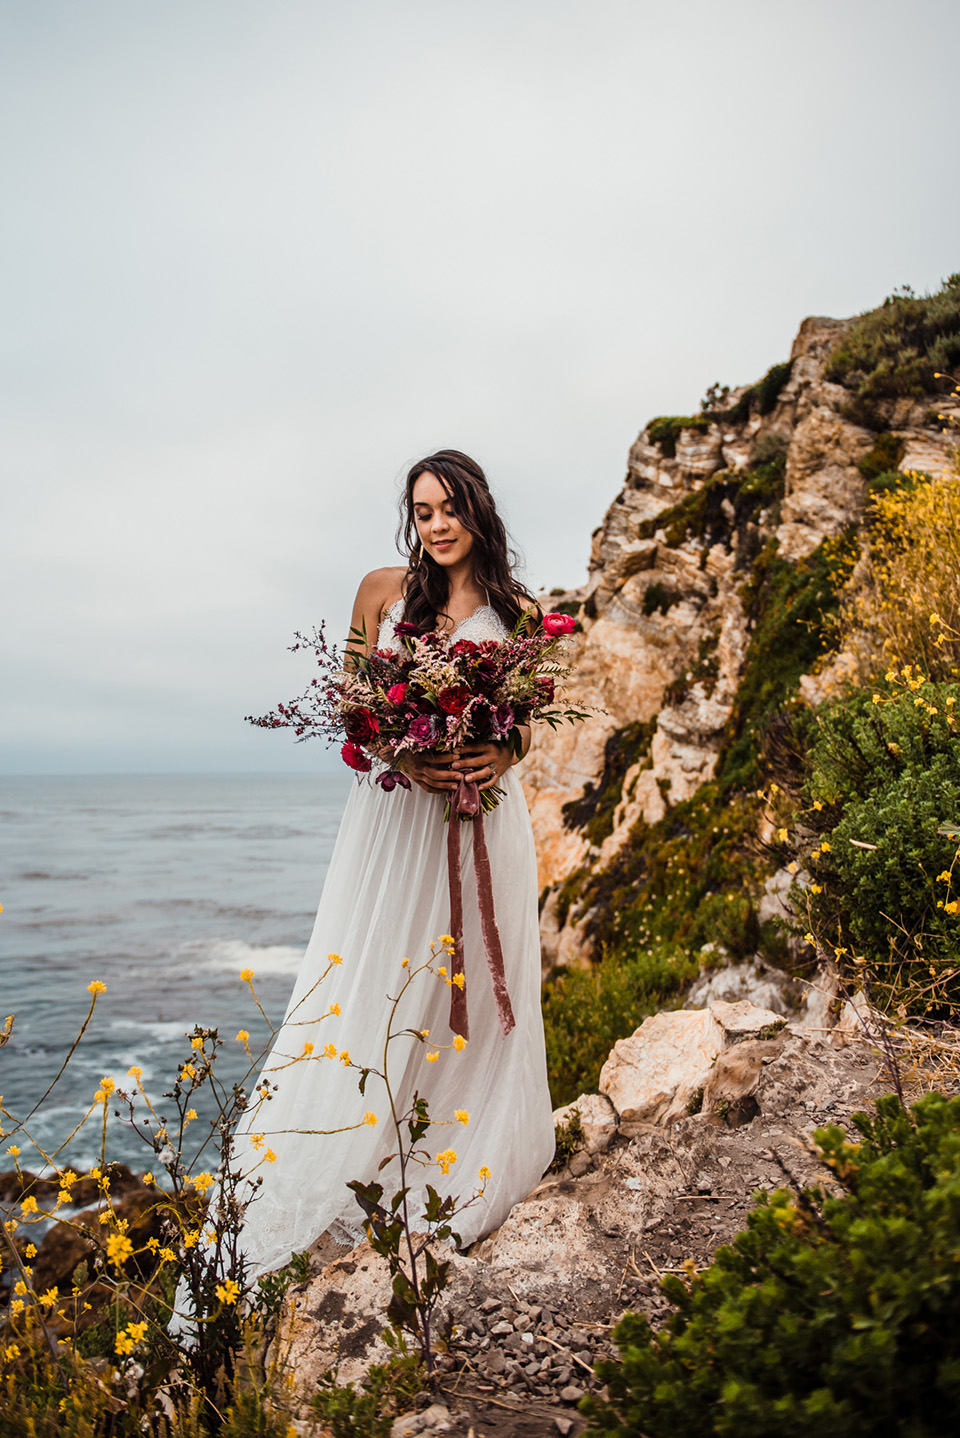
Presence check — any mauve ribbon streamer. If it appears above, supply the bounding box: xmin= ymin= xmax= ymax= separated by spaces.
xmin=446 ymin=778 xmax=516 ymax=1041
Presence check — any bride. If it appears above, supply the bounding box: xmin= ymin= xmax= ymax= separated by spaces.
xmin=228 ymin=449 xmax=555 ymax=1279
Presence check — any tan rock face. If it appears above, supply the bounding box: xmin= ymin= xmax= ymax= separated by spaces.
xmin=551 ymin=1092 xmax=619 ymax=1157
xmin=599 ymin=1008 xmax=725 ymax=1131
xmin=776 ymin=406 xmax=872 ymax=560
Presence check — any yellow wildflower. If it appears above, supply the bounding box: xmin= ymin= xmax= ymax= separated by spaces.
xmin=323 ymin=1043 xmax=337 ymax=1059
xmin=437 ymin=966 xmax=447 ymax=977
xmin=362 ymin=1111 xmax=378 ymax=1127
xmin=937 ymin=871 xmax=951 ymax=883
xmin=453 ymin=1035 xmax=467 ymax=1052
xmin=426 ymin=1052 xmax=439 ymax=1063
xmin=809 ymin=883 xmax=822 ymax=895
xmin=182 ymin=1231 xmax=200 ymax=1249
xmin=438 ymin=933 xmax=454 ymax=945
xmin=776 ymin=828 xmax=788 ymax=843
xmin=4 ymin=1344 xmax=20 ymax=1360
xmin=872 ymin=693 xmax=881 ymax=705
xmin=5 ymin=1144 xmax=20 ymax=1157
xmin=127 ymin=1320 xmax=148 ymax=1342
xmin=303 ymin=1042 xmax=315 ymax=1056
xmin=87 ymin=980 xmax=106 ymax=995
xmin=216 ymin=1278 xmax=240 ymax=1305
xmin=115 ymin=1331 xmax=134 ymax=1356
xmin=159 ymin=1247 xmax=175 ymax=1263
xmin=328 ymin=1003 xmax=341 ymax=1016
xmin=435 ymin=1149 xmax=457 ymax=1175
xmin=813 ymin=799 xmax=823 ymax=811
xmin=127 ymin=1065 xmax=143 ymax=1081
xmin=265 ymin=1148 xmax=277 ymax=1163
xmin=106 ymin=1233 xmax=133 ymax=1266
xmin=189 ymin=1173 xmax=215 ymax=1194
xmin=804 ymin=932 xmax=816 ymax=946
xmin=38 ymin=1288 xmax=58 ymax=1309
xmin=236 ymin=1030 xmax=250 ymax=1044
xmin=20 ymin=1196 xmax=38 ymax=1215
xmin=250 ymin=1133 xmax=265 ymax=1150
xmin=401 ymin=957 xmax=409 ymax=968
xmin=455 ymin=1110 xmax=469 ymax=1125
xmin=787 ymin=862 xmax=798 ymax=874
xmin=25 ymin=1243 xmax=36 ymax=1258
xmin=328 ymin=953 xmax=343 ymax=965
xmin=186 ymin=1108 xmax=197 ymax=1122
xmin=339 ymin=1049 xmax=351 ymax=1065
xmin=240 ymin=967 xmax=255 ymax=982
xmin=452 ymin=972 xmax=465 ymax=989
xmin=14 ymin=1280 xmax=27 ymax=1296
xmin=821 ymin=841 xmax=831 ymax=853
xmin=478 ymin=1165 xmax=491 ymax=1181
xmin=946 ymin=901 xmax=959 ymax=916
xmin=930 ymin=612 xmax=942 ymax=626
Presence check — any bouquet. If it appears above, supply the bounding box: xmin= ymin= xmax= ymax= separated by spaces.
xmin=247 ymin=608 xmax=587 ymax=814
xmin=247 ymin=607 xmax=587 ymax=1040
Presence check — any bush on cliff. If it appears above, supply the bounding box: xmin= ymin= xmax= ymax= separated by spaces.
xmin=583 ymin=1091 xmax=960 ymax=1438
xmin=801 ymin=674 xmax=960 ymax=1010
xmin=826 ymin=273 xmax=960 ymax=424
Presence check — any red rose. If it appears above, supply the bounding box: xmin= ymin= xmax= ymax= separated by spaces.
xmin=386 ymin=683 xmax=408 ymax=704
xmin=438 ymin=685 xmax=472 ymax=717
xmin=452 ymin=639 xmax=479 ymax=658
xmin=343 ymin=706 xmax=380 ymax=743
xmin=542 ymin=612 xmax=576 ymax=636
xmin=341 ymin=740 xmax=372 ymax=772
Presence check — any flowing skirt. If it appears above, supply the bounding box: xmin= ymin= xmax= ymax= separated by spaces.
xmin=231 ymin=766 xmax=554 ymax=1278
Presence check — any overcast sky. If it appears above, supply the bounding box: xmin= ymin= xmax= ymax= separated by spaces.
xmin=3 ymin=0 xmax=958 ymax=774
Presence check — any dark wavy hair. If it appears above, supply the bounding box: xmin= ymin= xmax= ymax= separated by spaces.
xmin=397 ymin=450 xmax=537 ymax=633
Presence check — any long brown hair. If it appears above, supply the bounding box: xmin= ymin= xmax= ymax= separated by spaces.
xmin=397 ymin=450 xmax=537 ymax=632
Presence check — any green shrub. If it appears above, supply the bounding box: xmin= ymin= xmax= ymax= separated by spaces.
xmin=312 ymin=1334 xmax=425 ymax=1438
xmin=826 ymin=274 xmax=960 ymax=424
xmin=562 ymin=719 xmax=655 ymax=847
xmin=584 ymin=1092 xmax=960 ymax=1438
xmin=857 ymin=431 xmax=905 ymax=481
xmin=642 ymin=581 xmax=679 ymax=617
xmin=542 ymin=946 xmax=698 ymax=1107
xmin=646 ymin=414 xmax=710 ymax=457
xmin=803 ymin=678 xmax=960 ymax=1006
xmin=725 ymin=360 xmax=794 ymax=423
xmin=636 ymin=451 xmax=787 ymax=552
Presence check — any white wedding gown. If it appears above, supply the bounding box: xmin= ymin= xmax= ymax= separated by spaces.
xmin=230 ymin=601 xmax=555 ymax=1279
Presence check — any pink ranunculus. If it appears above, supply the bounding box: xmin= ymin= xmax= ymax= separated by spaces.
xmin=341 ymin=740 xmax=373 ymax=772
xmin=385 ymin=683 xmax=408 ymax=704
xmin=542 ymin=612 xmax=576 ymax=637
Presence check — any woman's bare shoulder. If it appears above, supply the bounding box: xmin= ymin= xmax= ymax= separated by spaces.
xmin=352 ymin=566 xmax=409 ymax=619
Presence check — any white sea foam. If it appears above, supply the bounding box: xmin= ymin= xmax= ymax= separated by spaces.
xmin=191 ymin=937 xmax=304 ymax=977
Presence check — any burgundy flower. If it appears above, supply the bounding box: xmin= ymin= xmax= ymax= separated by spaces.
xmin=537 ymin=676 xmax=556 ymax=702
xmin=376 ymin=769 xmax=412 ymax=792
xmin=386 ymin=682 xmax=408 ymax=704
xmin=438 ymin=685 xmax=472 ymax=718
xmin=490 ymin=703 xmax=515 ymax=738
xmin=407 ymin=713 xmax=439 ymax=746
xmin=341 ymin=740 xmax=372 ymax=772
xmin=343 ymin=706 xmax=380 ymax=744
xmin=394 ymin=621 xmax=421 ymax=637
xmin=542 ymin=612 xmax=576 ymax=636
xmin=452 ymin=638 xmax=480 ymax=658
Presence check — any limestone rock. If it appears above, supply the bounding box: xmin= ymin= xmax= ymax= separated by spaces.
xmin=551 ymin=1092 xmax=618 ymax=1157
xmin=599 ymin=1008 xmax=725 ymax=1132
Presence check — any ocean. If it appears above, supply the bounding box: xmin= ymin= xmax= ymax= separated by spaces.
xmin=0 ymin=772 xmax=352 ymax=1174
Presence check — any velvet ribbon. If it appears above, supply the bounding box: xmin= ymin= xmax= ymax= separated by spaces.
xmin=446 ymin=777 xmax=516 ymax=1041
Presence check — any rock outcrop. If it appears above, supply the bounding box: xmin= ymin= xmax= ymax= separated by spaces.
xmin=524 ymin=315 xmax=957 ymax=971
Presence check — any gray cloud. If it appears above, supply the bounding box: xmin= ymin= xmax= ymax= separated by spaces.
xmin=2 ymin=0 xmax=958 ymax=771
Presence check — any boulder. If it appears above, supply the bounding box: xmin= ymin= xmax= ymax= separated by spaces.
xmin=599 ymin=1008 xmax=724 ymax=1132
xmin=551 ymin=1092 xmax=618 ymax=1157
xmin=599 ymin=1001 xmax=786 ymax=1134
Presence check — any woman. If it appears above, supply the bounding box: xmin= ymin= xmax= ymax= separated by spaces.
xmin=231 ymin=450 xmax=554 ymax=1278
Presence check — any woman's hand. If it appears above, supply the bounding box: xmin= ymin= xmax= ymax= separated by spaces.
xmin=452 ymin=741 xmax=514 ymax=792
xmin=400 ymin=749 xmax=462 ymax=795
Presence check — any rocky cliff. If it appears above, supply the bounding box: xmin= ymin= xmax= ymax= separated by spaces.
xmin=525 ymin=310 xmax=958 ymax=974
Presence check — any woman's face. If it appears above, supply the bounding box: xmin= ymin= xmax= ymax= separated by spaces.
xmin=412 ymin=472 xmax=474 ymax=569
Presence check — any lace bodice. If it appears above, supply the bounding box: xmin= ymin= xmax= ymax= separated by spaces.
xmin=377 ymin=597 xmax=508 ymax=649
